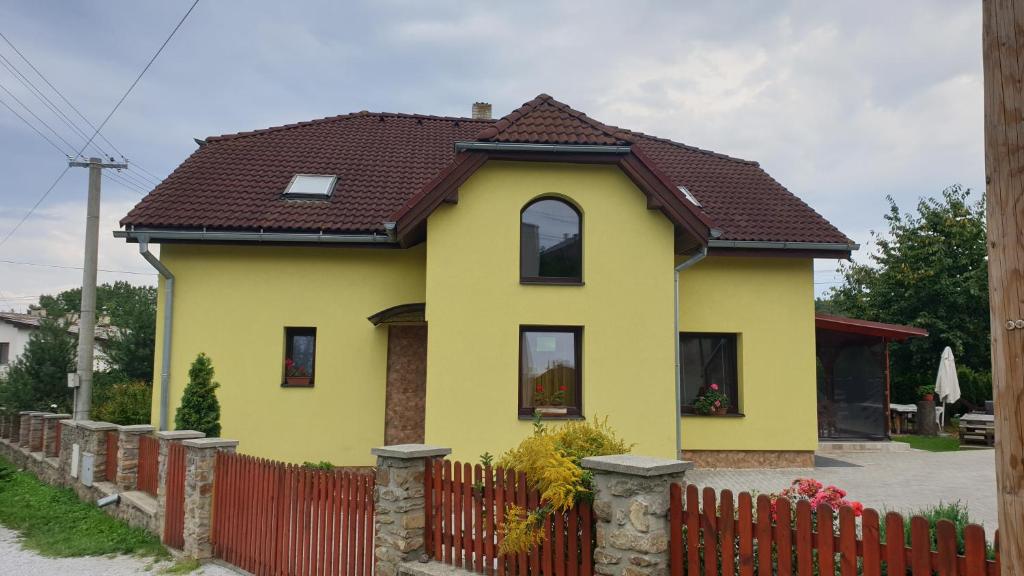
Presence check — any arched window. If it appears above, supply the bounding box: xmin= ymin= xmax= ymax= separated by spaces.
xmin=520 ymin=198 xmax=582 ymax=283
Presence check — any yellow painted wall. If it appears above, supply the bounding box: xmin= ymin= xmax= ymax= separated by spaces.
xmin=424 ymin=161 xmax=680 ymax=460
xmin=678 ymin=256 xmax=818 ymax=451
xmin=151 ymin=243 xmax=425 ymax=465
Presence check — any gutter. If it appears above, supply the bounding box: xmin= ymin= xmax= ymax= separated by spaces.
xmin=454 ymin=142 xmax=632 ymax=154
xmin=137 ymin=238 xmax=174 ymax=431
xmin=674 ymin=246 xmax=707 ymax=460
xmin=115 ymin=228 xmax=393 ymax=244
xmin=708 ymin=239 xmax=859 ymax=251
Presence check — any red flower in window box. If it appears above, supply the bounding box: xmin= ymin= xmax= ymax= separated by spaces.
xmin=284 ymin=357 xmax=312 ymax=386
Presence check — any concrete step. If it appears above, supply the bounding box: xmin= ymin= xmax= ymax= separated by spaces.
xmin=817 ymin=440 xmax=912 ymax=453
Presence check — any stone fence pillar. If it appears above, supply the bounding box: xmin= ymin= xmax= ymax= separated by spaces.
xmin=17 ymin=411 xmax=40 ymax=447
xmin=0 ymin=412 xmax=13 ymax=439
xmin=182 ymin=438 xmax=238 ymax=559
xmin=74 ymin=421 xmax=119 ymax=485
xmin=115 ymin=425 xmax=155 ymax=491
xmin=29 ymin=412 xmax=53 ymax=452
xmin=155 ymin=430 xmax=205 ymax=537
xmin=58 ymin=419 xmax=76 ymax=479
xmin=581 ymin=455 xmax=692 ymax=576
xmin=42 ymin=413 xmax=70 ymax=457
xmin=371 ymin=444 xmax=451 ymax=576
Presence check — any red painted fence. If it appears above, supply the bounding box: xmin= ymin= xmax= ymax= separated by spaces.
xmin=424 ymin=459 xmax=594 ymax=576
xmin=137 ymin=434 xmax=159 ymax=496
xmin=212 ymin=452 xmax=375 ymax=576
xmin=105 ymin=430 xmax=119 ymax=482
xmin=669 ymin=483 xmax=999 ymax=576
xmin=51 ymin=421 xmax=62 ymax=457
xmin=163 ymin=442 xmax=187 ymax=548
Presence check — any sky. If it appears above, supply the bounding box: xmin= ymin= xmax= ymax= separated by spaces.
xmin=0 ymin=1 xmax=985 ymax=311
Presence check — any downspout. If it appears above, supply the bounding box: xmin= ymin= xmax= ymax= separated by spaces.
xmin=138 ymin=237 xmax=174 ymax=431
xmin=674 ymin=245 xmax=708 ymax=459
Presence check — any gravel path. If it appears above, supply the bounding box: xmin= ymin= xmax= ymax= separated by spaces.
xmin=686 ymin=448 xmax=998 ymax=532
xmin=0 ymin=525 xmax=242 ymax=576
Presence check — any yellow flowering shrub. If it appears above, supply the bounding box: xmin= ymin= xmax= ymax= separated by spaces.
xmin=496 ymin=416 xmax=632 ymax=555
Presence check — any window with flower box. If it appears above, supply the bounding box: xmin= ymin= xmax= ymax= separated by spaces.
xmin=283 ymin=327 xmax=316 ymax=387
xmin=680 ymin=332 xmax=739 ymax=414
xmin=519 ymin=326 xmax=582 ymax=417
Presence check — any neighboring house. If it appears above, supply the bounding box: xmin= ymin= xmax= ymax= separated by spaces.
xmin=0 ymin=312 xmax=114 ymax=375
xmin=117 ymin=95 xmax=856 ymax=468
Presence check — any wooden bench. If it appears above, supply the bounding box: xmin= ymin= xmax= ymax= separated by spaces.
xmin=959 ymin=413 xmax=995 ymax=446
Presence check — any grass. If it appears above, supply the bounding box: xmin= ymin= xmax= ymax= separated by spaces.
xmin=162 ymin=557 xmax=201 ymax=574
xmin=891 ymin=434 xmax=961 ymax=452
xmin=0 ymin=456 xmax=167 ymax=558
xmin=880 ymin=501 xmax=996 ymax=559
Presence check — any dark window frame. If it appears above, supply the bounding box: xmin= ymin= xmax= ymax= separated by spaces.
xmin=518 ymin=325 xmax=583 ymax=418
xmin=0 ymin=342 xmax=8 ymax=365
xmin=282 ymin=326 xmax=317 ymax=387
xmin=519 ymin=197 xmax=584 ymax=285
xmin=679 ymin=332 xmax=739 ymax=415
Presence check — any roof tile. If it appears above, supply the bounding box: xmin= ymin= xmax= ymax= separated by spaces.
xmin=121 ymin=95 xmax=851 ymax=245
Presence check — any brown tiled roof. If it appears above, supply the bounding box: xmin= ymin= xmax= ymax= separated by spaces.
xmin=121 ymin=112 xmax=491 ymax=234
xmin=120 ymin=94 xmax=852 ymax=246
xmin=475 ymin=94 xmax=633 ymax=145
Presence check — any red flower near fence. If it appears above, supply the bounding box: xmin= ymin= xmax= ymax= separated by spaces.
xmin=769 ymin=477 xmax=863 ymax=522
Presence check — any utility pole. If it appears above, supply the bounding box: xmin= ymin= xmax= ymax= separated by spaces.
xmin=982 ymin=1 xmax=1024 ymax=574
xmin=68 ymin=157 xmax=127 ymax=421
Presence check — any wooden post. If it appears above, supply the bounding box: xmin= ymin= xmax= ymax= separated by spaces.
xmin=982 ymin=1 xmax=1024 ymax=574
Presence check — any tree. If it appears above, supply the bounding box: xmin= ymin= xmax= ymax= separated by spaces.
xmin=36 ymin=281 xmax=157 ymax=382
xmin=174 ymin=353 xmax=221 ymax=436
xmin=825 ymin=185 xmax=990 ymax=405
xmin=0 ymin=317 xmax=76 ymax=411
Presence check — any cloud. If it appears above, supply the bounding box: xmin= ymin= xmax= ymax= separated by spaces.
xmin=0 ymin=0 xmax=985 ymax=302
xmin=0 ymin=197 xmax=156 ymax=311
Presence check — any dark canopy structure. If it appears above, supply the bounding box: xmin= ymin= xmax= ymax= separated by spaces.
xmin=815 ymin=313 xmax=928 ymax=439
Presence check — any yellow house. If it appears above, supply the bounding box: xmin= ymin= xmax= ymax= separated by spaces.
xmin=117 ymin=95 xmax=855 ymax=468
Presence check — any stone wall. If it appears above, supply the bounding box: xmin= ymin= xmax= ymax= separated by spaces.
xmin=0 ymin=419 xmax=233 ymax=559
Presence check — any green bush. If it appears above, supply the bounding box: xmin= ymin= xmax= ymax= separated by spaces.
xmin=880 ymin=501 xmax=995 ymax=558
xmin=174 ymin=353 xmax=221 ymax=437
xmin=956 ymin=366 xmax=992 ymax=412
xmin=93 ymin=380 xmax=151 ymax=425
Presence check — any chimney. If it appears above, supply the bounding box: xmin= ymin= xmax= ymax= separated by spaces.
xmin=472 ymin=102 xmax=492 ymax=120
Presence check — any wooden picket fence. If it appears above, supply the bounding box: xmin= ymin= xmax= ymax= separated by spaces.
xmin=212 ymin=452 xmax=375 ymax=576
xmin=137 ymin=434 xmax=159 ymax=496
xmin=163 ymin=442 xmax=187 ymax=548
xmin=105 ymin=430 xmax=119 ymax=482
xmin=424 ymin=459 xmax=594 ymax=576
xmin=669 ymin=483 xmax=999 ymax=576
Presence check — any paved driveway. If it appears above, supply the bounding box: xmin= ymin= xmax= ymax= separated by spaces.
xmin=686 ymin=448 xmax=998 ymax=532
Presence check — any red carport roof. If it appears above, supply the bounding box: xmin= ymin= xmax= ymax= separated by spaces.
xmin=815 ymin=313 xmax=928 ymax=341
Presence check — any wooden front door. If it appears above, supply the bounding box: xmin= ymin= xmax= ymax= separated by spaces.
xmin=384 ymin=325 xmax=427 ymax=444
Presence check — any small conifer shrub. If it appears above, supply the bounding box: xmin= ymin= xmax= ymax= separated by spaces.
xmin=174 ymin=353 xmax=222 ymax=437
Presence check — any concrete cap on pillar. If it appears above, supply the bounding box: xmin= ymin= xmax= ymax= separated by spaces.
xmin=371 ymin=444 xmax=451 ymax=459
xmin=182 ymin=438 xmax=239 ymax=449
xmin=117 ymin=424 xmax=155 ymax=433
xmin=581 ymin=454 xmax=693 ymax=477
xmin=43 ymin=413 xmax=72 ymax=420
xmin=75 ymin=420 xmax=120 ymax=431
xmin=155 ymin=430 xmax=206 ymax=440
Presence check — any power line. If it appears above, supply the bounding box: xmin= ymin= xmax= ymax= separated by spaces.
xmin=0 ymin=258 xmax=153 ymax=275
xmin=0 ymin=0 xmax=200 ymax=250
xmin=0 ymin=92 xmax=69 ymax=155
xmin=0 ymin=52 xmax=113 ymax=161
xmin=0 ymin=78 xmax=80 ymax=153
xmin=0 ymin=29 xmax=166 ymax=182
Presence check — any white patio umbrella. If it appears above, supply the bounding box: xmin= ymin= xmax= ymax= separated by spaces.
xmin=935 ymin=346 xmax=961 ymax=428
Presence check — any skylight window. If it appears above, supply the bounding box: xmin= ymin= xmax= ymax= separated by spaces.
xmin=677 ymin=185 xmax=701 ymax=207
xmin=284 ymin=174 xmax=337 ymax=198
